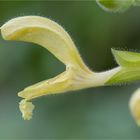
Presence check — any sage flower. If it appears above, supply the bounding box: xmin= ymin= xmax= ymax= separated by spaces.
xmin=1 ymin=16 xmax=140 ymax=121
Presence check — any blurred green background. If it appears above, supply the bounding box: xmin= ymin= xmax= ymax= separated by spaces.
xmin=0 ymin=0 xmax=140 ymax=139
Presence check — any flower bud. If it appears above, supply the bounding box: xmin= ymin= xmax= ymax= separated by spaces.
xmin=96 ymin=0 xmax=134 ymax=12
xmin=130 ymin=88 xmax=140 ymax=125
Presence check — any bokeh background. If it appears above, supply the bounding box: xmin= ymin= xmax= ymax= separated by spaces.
xmin=0 ymin=0 xmax=140 ymax=139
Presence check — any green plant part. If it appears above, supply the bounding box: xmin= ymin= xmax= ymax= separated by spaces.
xmin=96 ymin=0 xmax=140 ymax=12
xmin=107 ymin=49 xmax=140 ymax=84
xmin=1 ymin=16 xmax=140 ymax=121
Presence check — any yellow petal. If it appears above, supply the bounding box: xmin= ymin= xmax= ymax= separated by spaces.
xmin=1 ymin=16 xmax=90 ymax=72
xmin=18 ymin=70 xmax=73 ymax=100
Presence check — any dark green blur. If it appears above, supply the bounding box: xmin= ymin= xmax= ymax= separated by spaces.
xmin=0 ymin=1 xmax=140 ymax=139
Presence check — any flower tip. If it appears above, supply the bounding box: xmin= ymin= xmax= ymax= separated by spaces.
xmin=18 ymin=91 xmax=24 ymax=98
xmin=18 ymin=90 xmax=29 ymax=99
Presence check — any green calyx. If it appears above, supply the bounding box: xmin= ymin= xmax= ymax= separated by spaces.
xmin=106 ymin=49 xmax=140 ymax=85
xmin=111 ymin=49 xmax=140 ymax=67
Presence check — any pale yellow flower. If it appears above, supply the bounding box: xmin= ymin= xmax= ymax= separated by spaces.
xmin=1 ymin=16 xmax=119 ymax=120
xmin=1 ymin=16 xmax=140 ymax=121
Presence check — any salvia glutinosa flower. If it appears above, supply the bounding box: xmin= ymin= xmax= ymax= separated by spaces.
xmin=1 ymin=16 xmax=140 ymax=124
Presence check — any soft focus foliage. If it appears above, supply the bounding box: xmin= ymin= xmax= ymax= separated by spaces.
xmin=0 ymin=1 xmax=140 ymax=139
